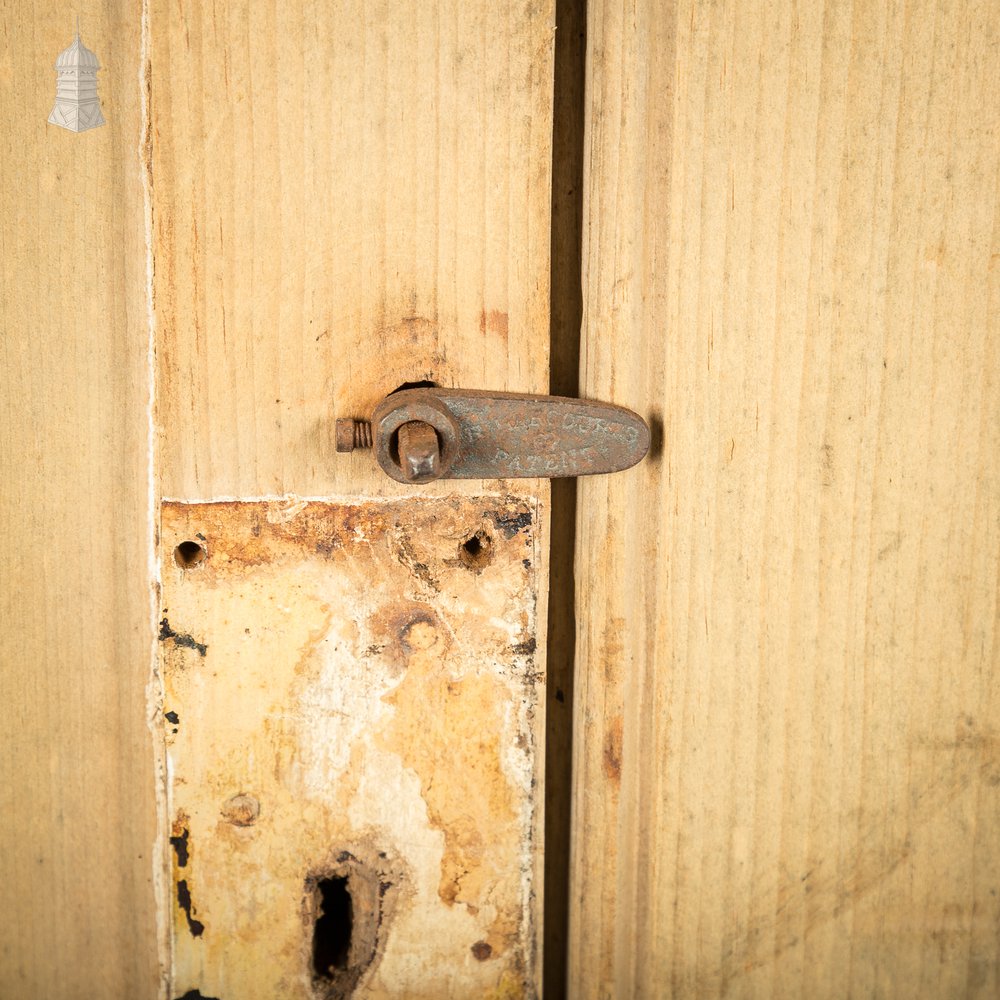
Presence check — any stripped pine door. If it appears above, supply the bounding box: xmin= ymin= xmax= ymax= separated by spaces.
xmin=19 ymin=1 xmax=996 ymax=998
xmin=2 ymin=1 xmax=554 ymax=997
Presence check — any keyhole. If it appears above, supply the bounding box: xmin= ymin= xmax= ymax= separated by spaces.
xmin=312 ymin=876 xmax=353 ymax=978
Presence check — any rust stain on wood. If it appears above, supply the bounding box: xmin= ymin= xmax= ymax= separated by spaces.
xmin=602 ymin=717 xmax=623 ymax=786
xmin=159 ymin=496 xmax=542 ymax=998
xmin=480 ymin=308 xmax=510 ymax=345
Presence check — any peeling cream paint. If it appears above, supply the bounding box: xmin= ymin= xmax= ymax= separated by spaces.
xmin=158 ymin=497 xmax=542 ymax=999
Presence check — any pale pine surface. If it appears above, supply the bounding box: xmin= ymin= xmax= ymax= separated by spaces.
xmin=571 ymin=1 xmax=1000 ymax=997
xmin=0 ymin=2 xmax=159 ymax=996
xmin=150 ymin=2 xmax=553 ymax=995
xmin=151 ymin=0 xmax=554 ymax=500
xmin=0 ymin=0 xmax=555 ymax=994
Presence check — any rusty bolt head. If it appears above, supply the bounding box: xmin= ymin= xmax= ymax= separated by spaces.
xmin=372 ymin=391 xmax=460 ymax=484
xmin=396 ymin=421 xmax=441 ymax=483
xmin=335 ymin=418 xmax=356 ymax=452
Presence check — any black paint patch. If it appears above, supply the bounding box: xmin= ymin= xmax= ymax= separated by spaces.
xmin=176 ymin=879 xmax=205 ymax=937
xmin=165 ymin=710 xmax=180 ymax=724
xmin=170 ymin=828 xmax=190 ymax=868
xmin=173 ymin=992 xmax=220 ymax=1000
xmin=159 ymin=618 xmax=208 ymax=657
xmin=488 ymin=508 xmax=533 ymax=539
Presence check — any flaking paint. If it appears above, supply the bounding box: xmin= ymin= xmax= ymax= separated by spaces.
xmin=158 ymin=497 xmax=542 ymax=998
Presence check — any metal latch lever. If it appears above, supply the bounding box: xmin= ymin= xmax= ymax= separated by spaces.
xmin=336 ymin=387 xmax=649 ymax=484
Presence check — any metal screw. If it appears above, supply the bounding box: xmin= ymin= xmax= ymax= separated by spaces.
xmin=335 ymin=418 xmax=373 ymax=453
xmin=221 ymin=793 xmax=260 ymax=827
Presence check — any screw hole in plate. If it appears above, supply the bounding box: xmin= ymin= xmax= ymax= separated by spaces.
xmin=174 ymin=540 xmax=207 ymax=570
xmin=459 ymin=530 xmax=494 ymax=570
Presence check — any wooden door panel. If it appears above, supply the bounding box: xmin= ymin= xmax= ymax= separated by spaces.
xmin=570 ymin=1 xmax=1000 ymax=997
xmin=149 ymin=1 xmax=554 ymax=995
xmin=150 ymin=0 xmax=554 ymax=500
xmin=0 ymin=3 xmax=158 ymax=996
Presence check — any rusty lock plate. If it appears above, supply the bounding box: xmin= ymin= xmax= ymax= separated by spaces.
xmin=337 ymin=387 xmax=650 ymax=484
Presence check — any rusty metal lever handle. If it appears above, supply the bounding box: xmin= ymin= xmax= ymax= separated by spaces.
xmin=336 ymin=387 xmax=650 ymax=485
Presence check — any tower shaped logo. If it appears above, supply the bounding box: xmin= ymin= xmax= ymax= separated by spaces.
xmin=48 ymin=24 xmax=105 ymax=132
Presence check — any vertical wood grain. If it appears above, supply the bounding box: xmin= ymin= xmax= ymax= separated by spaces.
xmin=149 ymin=2 xmax=554 ymax=995
xmin=0 ymin=2 xmax=158 ymax=995
xmin=570 ymin=0 xmax=1000 ymax=996
xmin=151 ymin=0 xmax=555 ymax=500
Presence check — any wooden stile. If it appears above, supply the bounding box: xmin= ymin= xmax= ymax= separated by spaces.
xmin=570 ymin=0 xmax=1000 ymax=997
xmin=149 ymin=1 xmax=554 ymax=995
xmin=0 ymin=3 xmax=159 ymax=996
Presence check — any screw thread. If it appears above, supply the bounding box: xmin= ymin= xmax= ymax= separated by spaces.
xmin=354 ymin=420 xmax=373 ymax=449
xmin=335 ymin=417 xmax=373 ymax=453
